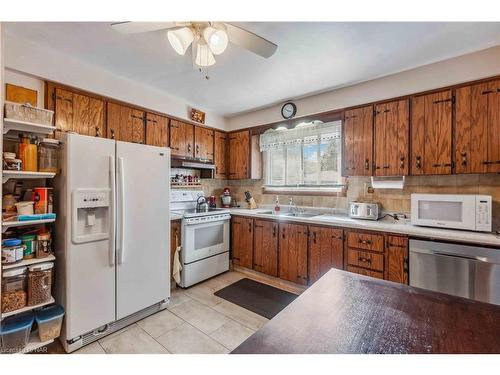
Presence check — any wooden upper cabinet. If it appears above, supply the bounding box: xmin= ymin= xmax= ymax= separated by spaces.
xmin=455 ymin=80 xmax=500 ymax=174
xmin=231 ymin=216 xmax=253 ymax=269
xmin=194 ymin=126 xmax=214 ymax=161
xmin=54 ymin=87 xmax=106 ymax=138
xmin=308 ymin=226 xmax=343 ymax=285
xmin=253 ymin=220 xmax=278 ymax=277
xmin=343 ymin=105 xmax=373 ymax=176
xmin=54 ymin=88 xmax=74 ymax=134
xmin=228 ymin=130 xmax=250 ymax=179
xmin=374 ymin=100 xmax=409 ymax=176
xmin=146 ymin=113 xmax=169 ymax=147
xmin=279 ymin=223 xmax=308 ymax=285
xmin=214 ymin=131 xmax=227 ymax=178
xmin=411 ymin=90 xmax=453 ymax=175
xmin=384 ymin=235 xmax=409 ymax=284
xmin=170 ymin=119 xmax=194 ymax=158
xmin=107 ymin=103 xmax=145 ymax=143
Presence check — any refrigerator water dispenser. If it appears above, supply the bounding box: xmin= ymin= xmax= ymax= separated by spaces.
xmin=72 ymin=188 xmax=111 ymax=243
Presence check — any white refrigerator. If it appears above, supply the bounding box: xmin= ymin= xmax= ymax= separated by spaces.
xmin=54 ymin=133 xmax=170 ymax=352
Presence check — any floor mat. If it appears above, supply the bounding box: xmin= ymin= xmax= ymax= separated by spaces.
xmin=214 ymin=278 xmax=298 ymax=319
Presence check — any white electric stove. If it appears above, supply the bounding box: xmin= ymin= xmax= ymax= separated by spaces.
xmin=170 ymin=190 xmax=230 ymax=287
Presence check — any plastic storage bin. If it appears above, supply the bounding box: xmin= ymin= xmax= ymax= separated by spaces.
xmin=0 ymin=311 xmax=34 ymax=353
xmin=38 ymin=138 xmax=60 ymax=173
xmin=4 ymin=101 xmax=54 ymax=125
xmin=35 ymin=305 xmax=64 ymax=342
xmin=1 ymin=267 xmax=28 ymax=313
xmin=28 ymin=262 xmax=53 ymax=306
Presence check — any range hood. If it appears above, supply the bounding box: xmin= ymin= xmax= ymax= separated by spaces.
xmin=171 ymin=158 xmax=215 ymax=178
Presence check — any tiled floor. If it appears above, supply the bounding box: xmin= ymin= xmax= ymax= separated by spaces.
xmin=72 ymin=270 xmax=271 ymax=354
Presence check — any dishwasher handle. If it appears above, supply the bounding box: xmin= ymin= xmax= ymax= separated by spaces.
xmin=410 ymin=246 xmax=490 ymax=263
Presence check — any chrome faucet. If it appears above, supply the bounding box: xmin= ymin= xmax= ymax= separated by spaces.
xmin=289 ymin=197 xmax=299 ymax=215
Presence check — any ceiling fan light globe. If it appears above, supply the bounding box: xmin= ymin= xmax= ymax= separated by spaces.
xmin=195 ymin=41 xmax=216 ymax=67
xmin=167 ymin=27 xmax=194 ymax=55
xmin=203 ymin=26 xmax=228 ymax=55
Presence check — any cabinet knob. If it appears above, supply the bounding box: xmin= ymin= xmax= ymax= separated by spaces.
xmin=399 ymin=156 xmax=405 ymax=169
xmin=196 ymin=144 xmax=200 ymax=154
xmin=188 ymin=144 xmax=192 ymax=153
xmin=365 ymin=159 xmax=370 ymax=170
xmin=110 ymin=129 xmax=115 ymax=139
xmin=415 ymin=156 xmax=421 ymax=169
xmin=460 ymin=152 xmax=467 ymax=166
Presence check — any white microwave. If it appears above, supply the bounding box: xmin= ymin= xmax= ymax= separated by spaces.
xmin=411 ymin=194 xmax=492 ymax=232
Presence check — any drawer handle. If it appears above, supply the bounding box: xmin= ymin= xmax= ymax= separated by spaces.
xmin=272 ymin=226 xmax=277 ymax=237
xmin=400 ymin=156 xmax=405 ymax=169
xmin=387 ymin=243 xmax=406 ymax=248
xmin=365 ymin=159 xmax=370 ymax=170
xmin=358 ymin=257 xmax=371 ymax=263
xmin=460 ymin=152 xmax=467 ymax=166
xmin=415 ymin=156 xmax=421 ymax=169
xmin=233 ymin=256 xmax=240 ymax=260
xmin=359 ymin=239 xmax=372 ymax=245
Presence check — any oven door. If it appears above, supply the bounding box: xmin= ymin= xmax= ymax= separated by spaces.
xmin=182 ymin=217 xmax=230 ymax=264
xmin=410 ymin=194 xmax=476 ymax=231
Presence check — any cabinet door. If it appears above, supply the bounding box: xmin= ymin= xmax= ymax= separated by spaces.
xmin=384 ymin=235 xmax=408 ymax=284
xmin=343 ymin=106 xmax=373 ymax=176
xmin=231 ymin=217 xmax=253 ymax=269
xmin=169 ymin=119 xmax=185 ymax=156
xmin=54 ymin=88 xmax=74 ymax=134
xmin=279 ymin=223 xmax=308 ymax=285
xmin=228 ymin=130 xmax=250 ymax=179
xmin=195 ymin=126 xmax=214 ymax=161
xmin=184 ymin=123 xmax=195 ymax=158
xmin=73 ymin=93 xmax=105 ymax=138
xmin=130 ymin=109 xmax=145 ymax=144
xmin=308 ymin=226 xmax=343 ymax=284
xmin=374 ymin=100 xmax=409 ymax=176
xmin=455 ymin=80 xmax=500 ymax=173
xmin=214 ymin=131 xmax=227 ymax=178
xmin=253 ymin=220 xmax=278 ymax=277
xmin=411 ymin=90 xmax=452 ymax=175
xmin=146 ymin=113 xmax=169 ymax=147
xmin=106 ymin=102 xmax=122 ymax=140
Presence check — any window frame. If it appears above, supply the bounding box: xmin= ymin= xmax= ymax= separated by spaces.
xmin=262 ymin=121 xmax=345 ymax=195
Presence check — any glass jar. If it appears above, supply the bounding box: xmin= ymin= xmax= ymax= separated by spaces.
xmin=28 ymin=262 xmax=53 ymax=306
xmin=18 ymin=135 xmax=37 ymax=172
xmin=36 ymin=232 xmax=52 ymax=258
xmin=38 ymin=138 xmax=59 ymax=174
xmin=1 ymin=267 xmax=28 ymax=313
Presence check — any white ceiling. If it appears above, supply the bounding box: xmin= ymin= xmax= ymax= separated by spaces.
xmin=5 ymin=22 xmax=500 ymax=116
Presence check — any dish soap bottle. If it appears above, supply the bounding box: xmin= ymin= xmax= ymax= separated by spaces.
xmin=274 ymin=195 xmax=280 ymax=213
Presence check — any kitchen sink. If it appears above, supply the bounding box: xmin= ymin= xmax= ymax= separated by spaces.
xmin=285 ymin=212 xmax=319 ymax=218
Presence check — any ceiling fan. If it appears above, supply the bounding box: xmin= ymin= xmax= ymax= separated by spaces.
xmin=111 ymin=22 xmax=278 ymax=79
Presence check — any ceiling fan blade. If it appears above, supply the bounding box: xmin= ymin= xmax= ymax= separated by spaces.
xmin=111 ymin=21 xmax=177 ymax=34
xmin=225 ymin=23 xmax=277 ymax=58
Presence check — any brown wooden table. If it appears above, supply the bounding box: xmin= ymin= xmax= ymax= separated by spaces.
xmin=232 ymin=268 xmax=500 ymax=354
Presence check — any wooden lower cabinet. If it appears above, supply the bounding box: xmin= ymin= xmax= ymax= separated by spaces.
xmin=308 ymin=226 xmax=343 ymax=284
xmin=279 ymin=223 xmax=309 ymax=285
xmin=231 ymin=216 xmax=253 ymax=269
xmin=253 ymin=220 xmax=278 ymax=277
xmin=230 ymin=217 xmax=409 ymax=286
xmin=384 ymin=235 xmax=409 ymax=284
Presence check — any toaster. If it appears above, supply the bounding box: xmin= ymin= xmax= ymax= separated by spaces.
xmin=349 ymin=202 xmax=380 ymax=220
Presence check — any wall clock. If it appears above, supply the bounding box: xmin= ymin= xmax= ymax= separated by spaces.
xmin=281 ymin=102 xmax=297 ymax=119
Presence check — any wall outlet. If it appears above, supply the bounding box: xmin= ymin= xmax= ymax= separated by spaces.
xmin=365 ymin=183 xmax=374 ymax=194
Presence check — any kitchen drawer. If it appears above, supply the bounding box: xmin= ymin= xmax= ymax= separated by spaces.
xmin=347 ymin=248 xmax=384 ymax=272
xmin=346 ymin=265 xmax=384 ymax=280
xmin=346 ymin=231 xmax=384 ymax=252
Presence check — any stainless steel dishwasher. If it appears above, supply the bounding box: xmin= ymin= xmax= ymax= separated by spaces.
xmin=409 ymin=239 xmax=500 ymax=305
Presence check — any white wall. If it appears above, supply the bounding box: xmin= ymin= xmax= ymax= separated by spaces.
xmin=227 ymin=46 xmax=500 ymax=130
xmin=3 ymin=34 xmax=227 ymax=130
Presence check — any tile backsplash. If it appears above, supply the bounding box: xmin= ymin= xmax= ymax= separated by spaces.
xmin=200 ymin=174 xmax=500 ymax=231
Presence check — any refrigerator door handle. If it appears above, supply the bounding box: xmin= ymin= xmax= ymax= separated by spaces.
xmin=117 ymin=157 xmax=125 ymax=264
xmin=109 ymin=156 xmax=116 ymax=266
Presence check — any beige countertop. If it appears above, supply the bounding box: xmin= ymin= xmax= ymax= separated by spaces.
xmin=229 ymin=207 xmax=500 ymax=247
